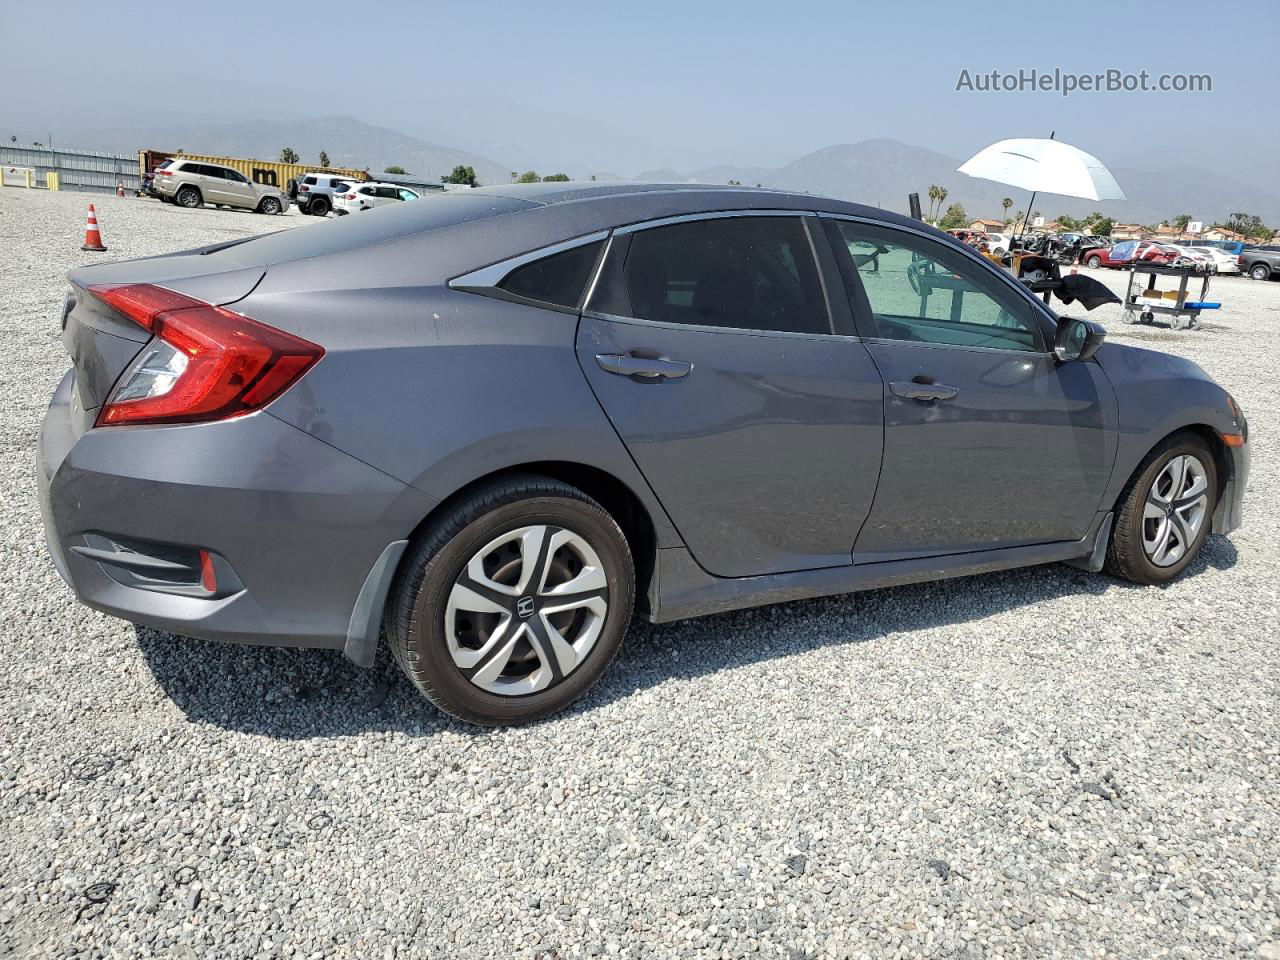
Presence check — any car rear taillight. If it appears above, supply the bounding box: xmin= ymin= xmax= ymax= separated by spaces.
xmin=158 ymin=169 xmax=173 ymax=176
xmin=300 ymin=184 xmax=310 ymax=192
xmin=345 ymin=193 xmax=356 ymax=199
xmin=1237 ymin=254 xmax=1244 ymax=265
xmin=88 ymin=284 xmax=323 ymax=427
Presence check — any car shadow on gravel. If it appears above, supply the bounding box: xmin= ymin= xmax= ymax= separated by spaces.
xmin=136 ymin=535 xmax=1237 ymax=738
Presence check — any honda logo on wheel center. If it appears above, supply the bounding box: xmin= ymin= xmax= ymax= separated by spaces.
xmin=516 ymin=596 xmax=535 ymax=619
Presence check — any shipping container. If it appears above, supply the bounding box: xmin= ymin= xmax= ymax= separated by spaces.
xmin=137 ymin=150 xmax=368 ymax=190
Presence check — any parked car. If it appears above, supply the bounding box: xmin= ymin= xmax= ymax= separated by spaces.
xmin=154 ymin=159 xmax=287 ymax=214
xmin=1180 ymin=244 xmax=1239 ymax=274
xmin=1081 ymin=241 xmax=1175 ymax=269
xmin=946 ymin=228 xmax=989 ymax=249
xmin=333 ymin=182 xmax=420 ymax=215
xmin=986 ymin=231 xmax=1012 ymax=255
xmin=39 ymin=183 xmax=1249 ymax=725
xmin=1162 ymin=245 xmax=1218 ymax=273
xmin=295 ymin=173 xmax=355 ymax=216
xmin=1238 ymin=246 xmax=1280 ymax=281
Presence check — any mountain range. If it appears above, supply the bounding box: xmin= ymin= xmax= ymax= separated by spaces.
xmin=35 ymin=115 xmax=1280 ymax=226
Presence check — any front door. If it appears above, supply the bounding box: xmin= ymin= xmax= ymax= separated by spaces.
xmin=821 ymin=218 xmax=1116 ymax=562
xmin=576 ymin=213 xmax=885 ymax=578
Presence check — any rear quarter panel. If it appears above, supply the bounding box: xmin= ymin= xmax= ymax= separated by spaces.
xmin=244 ymin=275 xmax=683 ymax=549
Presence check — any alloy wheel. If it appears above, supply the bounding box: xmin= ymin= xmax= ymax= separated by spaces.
xmin=1142 ymin=454 xmax=1209 ymax=567
xmin=445 ymin=525 xmax=609 ymax=696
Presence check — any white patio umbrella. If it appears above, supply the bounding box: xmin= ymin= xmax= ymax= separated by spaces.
xmin=957 ymin=135 xmax=1125 ymax=242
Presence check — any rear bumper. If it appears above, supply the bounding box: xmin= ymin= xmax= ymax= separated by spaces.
xmin=38 ymin=370 xmax=437 ymax=651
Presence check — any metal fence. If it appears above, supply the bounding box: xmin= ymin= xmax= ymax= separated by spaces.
xmin=0 ymin=143 xmax=140 ymax=195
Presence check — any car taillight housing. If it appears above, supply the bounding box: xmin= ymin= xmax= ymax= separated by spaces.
xmin=345 ymin=193 xmax=356 ymax=199
xmin=88 ymin=284 xmax=323 ymax=426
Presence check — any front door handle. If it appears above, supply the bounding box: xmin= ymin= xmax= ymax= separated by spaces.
xmin=595 ymin=353 xmax=693 ymax=381
xmin=889 ymin=379 xmax=959 ymax=402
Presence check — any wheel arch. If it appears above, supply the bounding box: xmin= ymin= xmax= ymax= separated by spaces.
xmin=1110 ymin=423 xmax=1234 ymax=515
xmin=397 ymin=460 xmax=660 ymax=618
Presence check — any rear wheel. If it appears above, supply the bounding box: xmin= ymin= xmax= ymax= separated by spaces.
xmin=175 ymin=186 xmax=202 ymax=208
xmin=1105 ymin=434 xmax=1217 ymax=584
xmin=1249 ymin=263 xmax=1270 ymax=281
xmin=1086 ymin=255 xmax=1102 ymax=269
xmin=309 ymin=196 xmax=330 ymax=217
xmin=388 ymin=476 xmax=635 ymax=725
xmin=258 ymin=196 xmax=281 ymax=215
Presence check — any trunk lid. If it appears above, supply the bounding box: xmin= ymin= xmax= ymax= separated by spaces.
xmin=62 ymin=256 xmax=265 ymax=418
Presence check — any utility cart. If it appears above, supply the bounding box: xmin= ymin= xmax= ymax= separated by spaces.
xmin=1121 ymin=263 xmax=1219 ymax=330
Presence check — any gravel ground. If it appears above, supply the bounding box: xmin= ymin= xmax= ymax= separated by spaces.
xmin=2 ymin=188 xmax=1278 ymax=960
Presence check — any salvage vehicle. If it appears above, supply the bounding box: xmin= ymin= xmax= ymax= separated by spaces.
xmin=1081 ymin=240 xmax=1176 ymax=269
xmin=154 ymin=159 xmax=287 ymax=214
xmin=295 ymin=173 xmax=354 ymax=217
xmin=39 ymin=183 xmax=1249 ymax=725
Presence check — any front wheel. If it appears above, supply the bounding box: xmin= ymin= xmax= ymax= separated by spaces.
xmin=388 ymin=476 xmax=635 ymax=725
xmin=1105 ymin=434 xmax=1218 ymax=584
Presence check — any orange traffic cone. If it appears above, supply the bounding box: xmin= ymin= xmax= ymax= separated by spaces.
xmin=81 ymin=204 xmax=107 ymax=252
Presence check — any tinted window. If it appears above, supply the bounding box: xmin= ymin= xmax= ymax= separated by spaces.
xmin=358 ymin=186 xmax=375 ymax=195
xmin=498 ymin=240 xmax=604 ymax=309
xmin=196 ymin=164 xmax=225 ymax=179
xmin=303 ymin=176 xmax=317 ymax=185
xmin=825 ymin=220 xmax=1043 ymax=352
xmin=223 ymin=168 xmax=248 ymax=183
xmin=593 ymin=216 xmax=828 ymax=335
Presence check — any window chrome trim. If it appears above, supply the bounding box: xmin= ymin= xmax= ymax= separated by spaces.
xmin=581 ymin=309 xmax=856 ymax=344
xmin=817 ymin=212 xmax=1061 ymax=345
xmin=612 ymin=208 xmax=809 ymax=236
xmin=448 ymin=230 xmax=609 ymax=293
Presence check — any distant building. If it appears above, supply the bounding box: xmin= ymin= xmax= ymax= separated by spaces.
xmin=968 ymin=218 xmax=1005 ymax=232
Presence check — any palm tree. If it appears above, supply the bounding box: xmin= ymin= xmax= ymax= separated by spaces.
xmin=1001 ymin=197 xmax=1013 ymax=224
xmin=926 ymin=185 xmax=940 ymax=221
xmin=936 ymin=187 xmax=948 ymax=224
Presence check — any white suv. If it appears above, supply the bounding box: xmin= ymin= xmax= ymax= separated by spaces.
xmin=332 ymin=182 xmax=420 ymax=215
xmin=155 ymin=160 xmax=287 ymax=214
xmin=294 ymin=173 xmax=356 ymax=216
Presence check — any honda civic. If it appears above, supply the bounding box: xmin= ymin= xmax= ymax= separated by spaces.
xmin=38 ymin=183 xmax=1249 ymax=724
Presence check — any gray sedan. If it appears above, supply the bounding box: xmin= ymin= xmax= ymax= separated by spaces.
xmin=38 ymin=183 xmax=1249 ymax=724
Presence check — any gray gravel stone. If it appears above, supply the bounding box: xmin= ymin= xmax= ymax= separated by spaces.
xmin=2 ymin=189 xmax=1278 ymax=959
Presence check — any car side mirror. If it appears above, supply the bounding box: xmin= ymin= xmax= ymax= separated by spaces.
xmin=1054 ymin=316 xmax=1106 ymax=362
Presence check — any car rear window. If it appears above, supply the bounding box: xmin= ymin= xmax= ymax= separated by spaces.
xmin=209 ymin=193 xmax=534 ymax=268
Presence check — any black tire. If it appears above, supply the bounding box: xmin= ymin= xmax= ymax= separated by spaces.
xmin=257 ymin=196 xmax=282 ymax=215
xmin=1086 ymin=255 xmax=1102 ymax=269
xmin=1105 ymin=433 xmax=1218 ymax=585
xmin=309 ymin=197 xmax=330 ymax=217
xmin=1249 ymin=263 xmax=1270 ymax=281
xmin=388 ymin=475 xmax=635 ymax=725
xmin=175 ymin=186 xmax=202 ymax=208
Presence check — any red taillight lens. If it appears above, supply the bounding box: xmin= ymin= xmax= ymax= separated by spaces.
xmin=345 ymin=193 xmax=356 ymax=199
xmin=88 ymin=284 xmax=324 ymax=426
xmin=300 ymin=184 xmax=310 ymax=192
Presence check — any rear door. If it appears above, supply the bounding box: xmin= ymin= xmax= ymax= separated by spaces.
xmin=575 ymin=213 xmax=885 ymax=578
xmin=194 ymin=164 xmax=231 ymax=204
xmin=220 ymin=166 xmax=257 ymax=207
xmin=821 ymin=217 xmax=1115 ymax=562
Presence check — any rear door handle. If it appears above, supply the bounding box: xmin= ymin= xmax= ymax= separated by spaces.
xmin=889 ymin=379 xmax=959 ymax=401
xmin=595 ymin=353 xmax=692 ymax=381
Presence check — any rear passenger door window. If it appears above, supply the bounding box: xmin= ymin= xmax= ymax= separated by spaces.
xmin=590 ymin=215 xmax=830 ymax=335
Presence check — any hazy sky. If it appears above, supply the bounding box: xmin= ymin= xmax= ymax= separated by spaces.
xmin=4 ymin=0 xmax=1277 ymax=175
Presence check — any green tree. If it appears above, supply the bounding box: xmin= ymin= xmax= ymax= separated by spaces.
xmin=1172 ymin=213 xmax=1192 ymax=234
xmin=939 ymin=202 xmax=968 ymax=229
xmin=442 ymin=165 xmax=479 ymax=187
xmin=319 ymin=151 xmax=330 ymax=168
xmin=384 ymin=165 xmax=407 ymax=175
xmin=280 ymin=147 xmax=300 ymax=163
xmin=1001 ymin=197 xmax=1013 ymax=223
xmin=926 ymin=185 xmax=940 ymax=221
xmin=1093 ymin=217 xmax=1114 ymax=236
xmin=1221 ymin=212 xmax=1271 ymax=239
xmin=516 ymin=171 xmax=541 ymax=183
xmin=542 ymin=173 xmax=570 ymax=182
xmin=1057 ymin=215 xmax=1080 ymax=231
